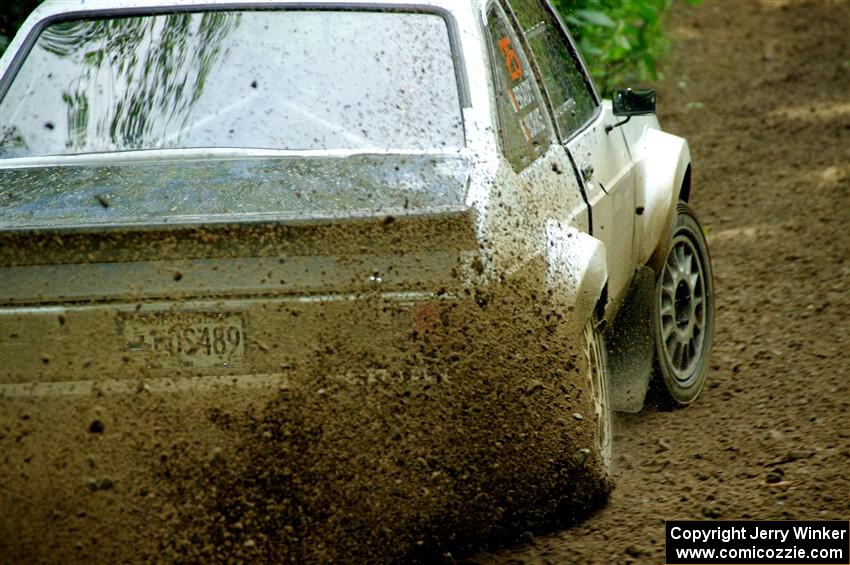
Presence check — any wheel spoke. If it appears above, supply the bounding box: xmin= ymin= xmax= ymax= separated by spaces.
xmin=675 ymin=245 xmax=686 ymax=271
xmin=584 ymin=322 xmax=611 ymax=468
xmin=680 ymin=341 xmax=690 ymax=369
xmin=661 ymin=320 xmax=676 ymax=344
xmin=689 ymin=271 xmax=700 ymax=287
xmin=665 ymin=330 xmax=677 ymax=349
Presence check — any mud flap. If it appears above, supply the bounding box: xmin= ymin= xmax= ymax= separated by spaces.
xmin=604 ymin=266 xmax=655 ymax=412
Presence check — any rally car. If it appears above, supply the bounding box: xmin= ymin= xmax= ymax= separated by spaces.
xmin=0 ymin=0 xmax=714 ymax=561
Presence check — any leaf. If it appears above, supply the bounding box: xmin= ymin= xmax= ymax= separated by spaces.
xmin=575 ymin=9 xmax=617 ymax=28
xmin=563 ymin=15 xmax=585 ymax=28
xmin=643 ymin=52 xmax=658 ymax=77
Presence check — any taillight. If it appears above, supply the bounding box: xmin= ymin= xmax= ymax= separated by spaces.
xmin=411 ymin=301 xmax=444 ymax=342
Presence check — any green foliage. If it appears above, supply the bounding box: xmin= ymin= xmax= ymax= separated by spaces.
xmin=0 ymin=0 xmax=43 ymax=56
xmin=553 ymin=0 xmax=699 ymax=95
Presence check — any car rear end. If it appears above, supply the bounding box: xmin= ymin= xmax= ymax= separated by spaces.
xmin=0 ymin=3 xmax=607 ymax=561
xmin=0 ymin=160 xmax=488 ymax=562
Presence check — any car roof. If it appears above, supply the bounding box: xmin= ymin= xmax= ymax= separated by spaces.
xmin=25 ymin=0 xmax=478 ymax=19
xmin=1 ymin=0 xmax=487 ymax=85
xmin=3 ymin=0 xmax=483 ymax=67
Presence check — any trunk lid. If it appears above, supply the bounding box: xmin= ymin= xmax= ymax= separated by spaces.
xmin=0 ymin=153 xmax=479 ymax=385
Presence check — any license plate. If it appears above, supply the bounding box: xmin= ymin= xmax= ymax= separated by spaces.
xmin=122 ymin=312 xmax=245 ymax=368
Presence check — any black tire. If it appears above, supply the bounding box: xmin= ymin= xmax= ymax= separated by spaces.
xmin=583 ymin=319 xmax=612 ymax=470
xmin=650 ymin=202 xmax=715 ymax=406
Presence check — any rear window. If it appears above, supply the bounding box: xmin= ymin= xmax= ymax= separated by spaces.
xmin=0 ymin=10 xmax=465 ymax=158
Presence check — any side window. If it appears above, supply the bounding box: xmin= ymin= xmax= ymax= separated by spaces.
xmin=486 ymin=4 xmax=553 ymax=172
xmin=508 ymin=0 xmax=596 ymax=139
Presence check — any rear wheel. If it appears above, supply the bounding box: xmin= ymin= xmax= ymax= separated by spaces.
xmin=651 ymin=202 xmax=715 ymax=405
xmin=583 ymin=320 xmax=612 ymax=470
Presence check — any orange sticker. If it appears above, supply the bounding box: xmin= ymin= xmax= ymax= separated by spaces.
xmin=498 ymin=37 xmax=523 ymax=81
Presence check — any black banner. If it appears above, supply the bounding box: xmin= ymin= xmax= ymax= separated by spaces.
xmin=666 ymin=521 xmax=849 ymax=564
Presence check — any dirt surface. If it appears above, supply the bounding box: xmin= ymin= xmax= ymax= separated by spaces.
xmin=470 ymin=0 xmax=850 ymax=562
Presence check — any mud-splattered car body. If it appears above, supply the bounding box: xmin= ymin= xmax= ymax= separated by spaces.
xmin=0 ymin=0 xmax=710 ymax=562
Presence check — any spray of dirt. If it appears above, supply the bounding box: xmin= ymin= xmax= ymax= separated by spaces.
xmin=1 ymin=237 xmax=611 ymax=563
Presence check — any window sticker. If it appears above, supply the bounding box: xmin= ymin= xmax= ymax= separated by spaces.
xmin=487 ymin=5 xmax=552 ymax=172
xmin=498 ymin=37 xmax=524 ymax=80
xmin=510 ymin=79 xmax=536 ymax=112
xmin=554 ymin=97 xmax=579 ymax=119
xmin=520 ymin=107 xmax=547 ymax=142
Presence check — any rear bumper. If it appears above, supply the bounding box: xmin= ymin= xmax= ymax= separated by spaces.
xmin=0 ymin=286 xmax=608 ymax=563
xmin=0 ymin=291 xmax=460 ymax=388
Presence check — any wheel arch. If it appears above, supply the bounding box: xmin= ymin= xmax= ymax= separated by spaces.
xmin=631 ymin=128 xmax=692 ymax=270
xmin=679 ymin=164 xmax=692 ymax=203
xmin=543 ymin=220 xmax=608 ymax=327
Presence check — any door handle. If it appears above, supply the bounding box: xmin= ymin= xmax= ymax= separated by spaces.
xmin=581 ymin=163 xmax=594 ymax=182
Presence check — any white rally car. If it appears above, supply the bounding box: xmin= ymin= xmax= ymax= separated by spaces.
xmin=0 ymin=0 xmax=714 ymax=561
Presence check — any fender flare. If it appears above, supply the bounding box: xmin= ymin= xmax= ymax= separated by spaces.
xmin=632 ymin=128 xmax=692 ymax=269
xmin=544 ymin=220 xmax=608 ymax=325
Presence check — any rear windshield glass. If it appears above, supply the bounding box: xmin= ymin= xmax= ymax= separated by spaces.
xmin=0 ymin=10 xmax=465 ymax=158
